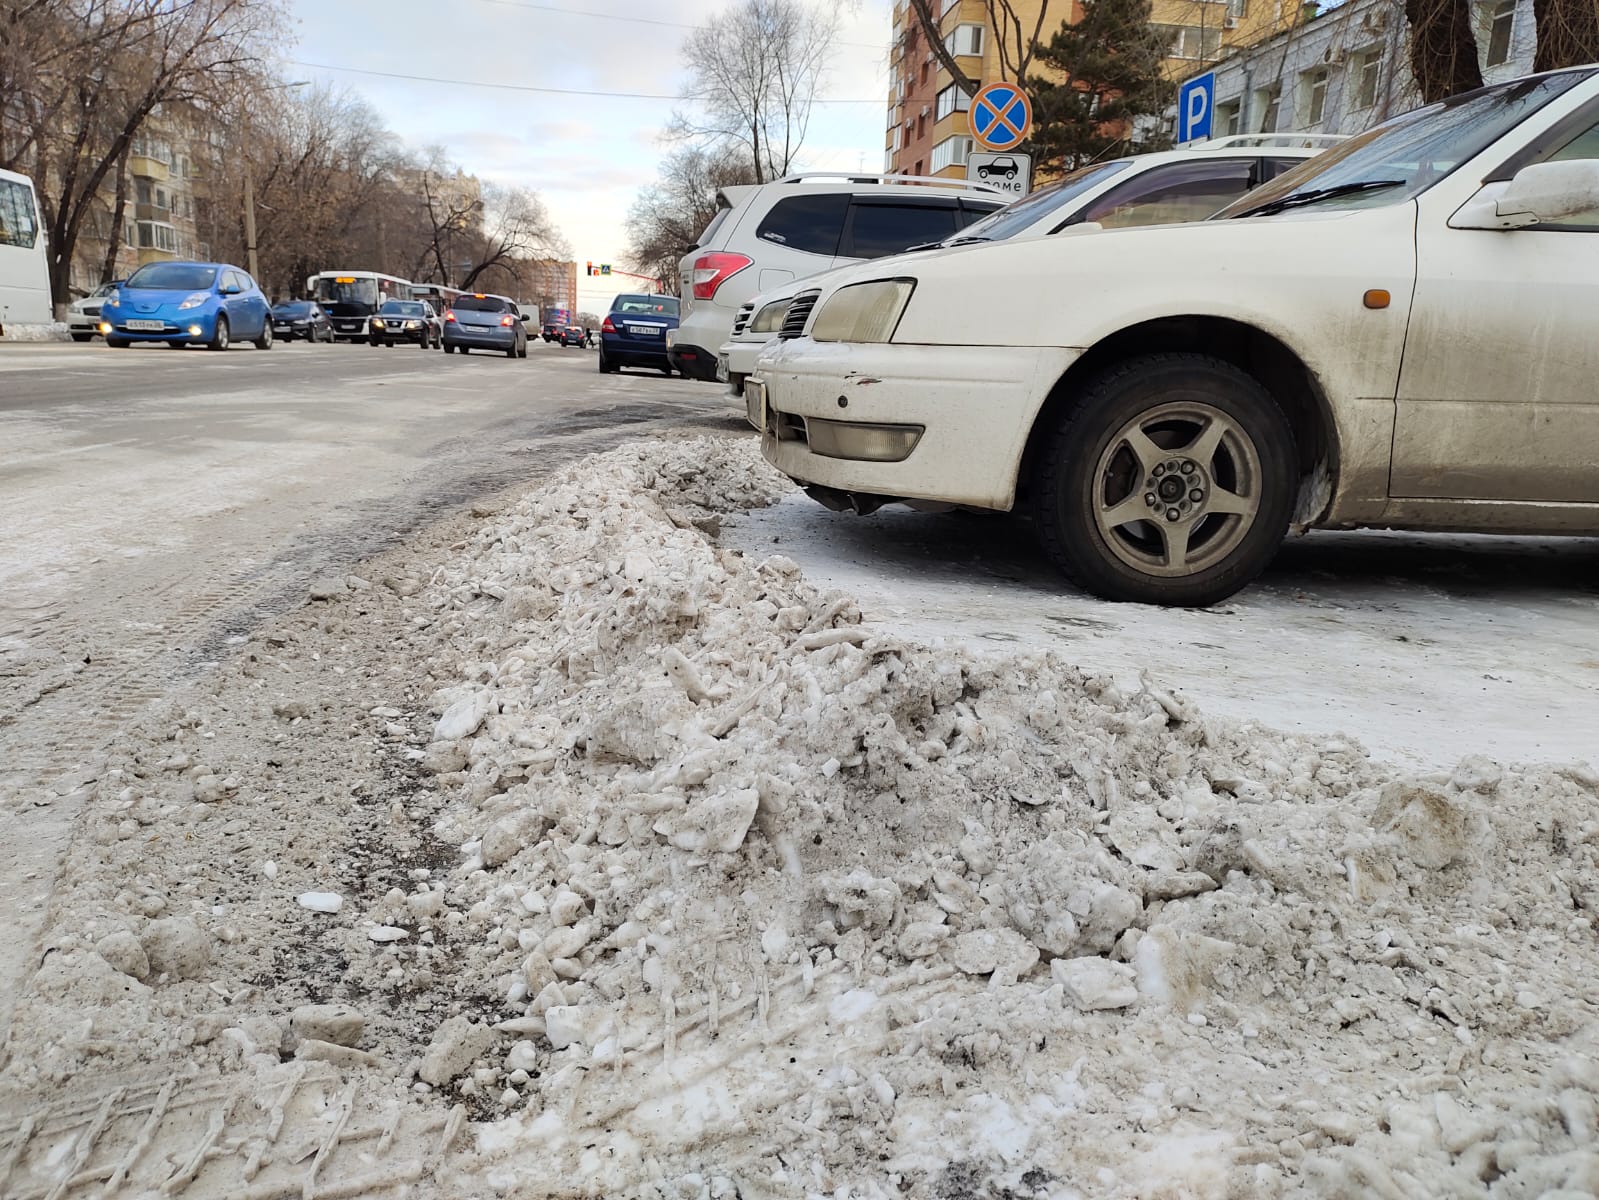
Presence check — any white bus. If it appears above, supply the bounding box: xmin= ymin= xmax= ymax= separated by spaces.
xmin=0 ymin=168 xmax=52 ymax=332
xmin=305 ymin=270 xmax=411 ymax=339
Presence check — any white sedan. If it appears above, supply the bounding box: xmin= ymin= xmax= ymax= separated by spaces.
xmin=751 ymin=67 xmax=1599 ymax=606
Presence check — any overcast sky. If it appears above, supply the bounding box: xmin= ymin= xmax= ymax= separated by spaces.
xmin=286 ymin=0 xmax=893 ymax=313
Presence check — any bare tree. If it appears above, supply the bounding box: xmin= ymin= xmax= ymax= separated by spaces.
xmin=459 ymin=184 xmax=568 ymax=292
xmin=1405 ymin=0 xmax=1484 ymax=102
xmin=624 ymin=145 xmax=759 ymax=289
xmin=675 ymin=0 xmax=840 ymax=183
xmin=1534 ymin=0 xmax=1599 ymax=69
xmin=906 ymin=0 xmax=1057 ymax=96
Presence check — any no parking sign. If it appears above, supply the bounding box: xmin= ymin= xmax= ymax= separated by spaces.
xmin=969 ymin=83 xmax=1032 ymax=153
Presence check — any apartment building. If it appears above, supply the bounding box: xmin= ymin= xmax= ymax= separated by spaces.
xmin=885 ymin=0 xmax=1300 ymax=179
xmin=525 ymin=258 xmax=577 ymax=314
xmin=1169 ymin=0 xmax=1536 ymax=140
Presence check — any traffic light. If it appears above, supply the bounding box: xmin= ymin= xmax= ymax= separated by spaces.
xmin=586 ymin=261 xmax=593 ymax=276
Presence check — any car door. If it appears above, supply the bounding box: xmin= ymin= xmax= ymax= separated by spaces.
xmin=219 ymin=270 xmax=246 ymax=330
xmin=240 ymin=273 xmax=268 ymax=336
xmin=1389 ymin=106 xmax=1599 ymax=503
xmin=840 ymin=196 xmax=961 ymax=259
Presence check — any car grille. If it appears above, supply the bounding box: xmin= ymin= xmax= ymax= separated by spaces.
xmin=779 ymin=291 xmax=820 ymax=339
xmin=731 ymin=302 xmax=755 ymax=337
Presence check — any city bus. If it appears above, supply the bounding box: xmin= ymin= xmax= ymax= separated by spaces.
xmin=305 ymin=270 xmax=412 ymax=339
xmin=410 ymin=283 xmax=463 ymax=313
xmin=0 ymin=168 xmax=53 ymax=332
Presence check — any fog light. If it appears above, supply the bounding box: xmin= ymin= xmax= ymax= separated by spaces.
xmin=804 ymin=418 xmax=923 ymax=463
xmin=98 ymin=322 xmax=111 ymax=334
xmin=188 ymin=325 xmax=202 ymax=336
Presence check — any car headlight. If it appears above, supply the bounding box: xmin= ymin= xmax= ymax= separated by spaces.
xmin=104 ymin=296 xmax=120 ymax=309
xmin=372 ymin=319 xmax=385 ymax=328
xmin=810 ymin=280 xmax=914 ymax=344
xmin=177 ymin=291 xmax=210 ymax=310
xmin=406 ymin=320 xmax=420 ymax=329
xmin=749 ymin=299 xmax=791 ymax=335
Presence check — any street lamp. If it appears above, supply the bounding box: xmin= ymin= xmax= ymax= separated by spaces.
xmin=243 ymin=80 xmax=310 ymax=281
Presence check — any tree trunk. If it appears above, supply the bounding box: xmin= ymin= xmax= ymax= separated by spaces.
xmin=907 ymin=0 xmax=981 ymax=95
xmin=1534 ymin=0 xmax=1599 ymax=69
xmin=1405 ymin=0 xmax=1484 ymax=103
xmin=101 ymin=143 xmax=129 ymax=285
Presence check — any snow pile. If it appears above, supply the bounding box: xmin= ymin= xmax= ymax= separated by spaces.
xmin=392 ymin=439 xmax=1599 ymax=1195
xmin=0 ymin=321 xmax=69 ymax=341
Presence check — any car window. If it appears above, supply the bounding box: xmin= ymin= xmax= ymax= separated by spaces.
xmin=1523 ymin=111 xmax=1599 ymax=229
xmin=238 ymin=273 xmax=256 ymax=292
xmin=451 ymin=295 xmax=511 ymax=312
xmin=380 ymin=301 xmax=427 ymax=316
xmin=957 ymin=199 xmax=1006 ymax=227
xmin=1081 ymin=160 xmax=1258 ymax=228
xmin=1261 ymin=156 xmax=1308 ymax=181
xmin=127 ymin=263 xmax=218 ymax=290
xmin=755 ymin=194 xmax=849 ymax=256
xmin=696 ymin=202 xmax=734 ymax=249
xmin=613 ymin=295 xmax=680 ymax=316
xmin=845 ymin=200 xmax=960 ymax=257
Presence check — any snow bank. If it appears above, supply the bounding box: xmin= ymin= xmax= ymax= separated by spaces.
xmin=0 ymin=322 xmax=69 ymax=342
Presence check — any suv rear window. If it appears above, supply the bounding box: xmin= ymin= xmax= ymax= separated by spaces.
xmin=755 ymin=194 xmax=849 ymax=256
xmin=696 ymin=203 xmax=734 ymax=248
xmin=451 ymin=295 xmax=511 ymax=312
xmin=845 ymin=200 xmax=959 ymax=257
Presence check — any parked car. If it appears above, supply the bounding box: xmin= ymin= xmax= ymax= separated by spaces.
xmin=67 ymin=280 xmax=122 ymax=341
xmin=371 ymin=299 xmax=442 ymax=348
xmin=100 ymin=261 xmax=272 ymax=350
xmin=599 ymin=294 xmax=679 ymax=374
xmin=558 ymin=324 xmax=587 ymax=347
xmin=671 ymin=171 xmax=1008 ymax=381
xmin=751 ymin=68 xmax=1599 ymax=607
xmin=720 ymin=136 xmax=1340 ymax=402
xmin=442 ymin=293 xmax=527 ymax=357
xmin=270 ymin=299 xmax=334 ymax=342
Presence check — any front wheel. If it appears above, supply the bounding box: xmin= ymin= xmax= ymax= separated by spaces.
xmin=1031 ymin=354 xmax=1297 ymax=607
xmin=254 ymin=320 xmax=272 ymax=350
xmin=208 ymin=316 xmax=230 ymax=352
xmin=106 ymin=336 xmax=130 ymax=348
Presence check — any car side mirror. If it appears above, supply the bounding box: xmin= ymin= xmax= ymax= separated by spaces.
xmin=1452 ymin=159 xmax=1599 ymax=230
xmin=221 ymin=285 xmax=240 ymax=295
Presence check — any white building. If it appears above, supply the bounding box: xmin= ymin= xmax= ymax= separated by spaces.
xmin=1172 ymin=0 xmax=1538 ymax=139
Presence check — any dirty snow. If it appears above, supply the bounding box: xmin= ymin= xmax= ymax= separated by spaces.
xmin=5 ymin=436 xmax=1598 ymax=1198
xmin=0 ymin=322 xmax=69 ymax=342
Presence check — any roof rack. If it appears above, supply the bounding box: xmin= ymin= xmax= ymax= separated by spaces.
xmin=1189 ymin=133 xmax=1348 ymax=150
xmin=770 ymin=171 xmax=1008 ymax=195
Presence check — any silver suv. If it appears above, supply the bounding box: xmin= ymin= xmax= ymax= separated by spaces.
xmin=669 ymin=172 xmax=1006 ymax=381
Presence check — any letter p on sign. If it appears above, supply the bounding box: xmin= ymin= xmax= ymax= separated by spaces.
xmin=1179 ymin=72 xmax=1214 ymax=143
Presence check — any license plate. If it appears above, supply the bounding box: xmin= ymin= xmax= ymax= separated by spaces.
xmin=627 ymin=324 xmax=660 ymax=337
xmin=716 ymin=354 xmax=729 ymax=383
xmin=125 ymin=319 xmax=164 ymax=331
xmin=744 ymin=379 xmax=767 ymax=432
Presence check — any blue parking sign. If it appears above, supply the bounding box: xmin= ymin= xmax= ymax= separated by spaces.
xmin=1178 ymin=72 xmax=1215 ymax=143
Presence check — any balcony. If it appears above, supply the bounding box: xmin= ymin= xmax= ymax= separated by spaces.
xmin=129 ymin=155 xmax=169 ymax=181
xmin=133 ymin=202 xmax=171 ymax=222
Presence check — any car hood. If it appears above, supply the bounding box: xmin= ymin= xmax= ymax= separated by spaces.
xmin=114 ymin=287 xmax=215 ymax=311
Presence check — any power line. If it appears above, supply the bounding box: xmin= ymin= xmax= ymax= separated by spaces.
xmin=288 ymin=59 xmax=888 ymax=103
xmin=461 ymin=0 xmax=888 ymax=51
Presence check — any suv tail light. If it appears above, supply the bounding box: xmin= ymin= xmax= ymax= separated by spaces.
xmin=601 ymin=316 xmax=616 ymax=333
xmin=444 ymin=309 xmax=456 ymax=322
xmin=691 ymin=252 xmax=752 ymax=300
xmin=500 ymin=314 xmax=515 ymax=327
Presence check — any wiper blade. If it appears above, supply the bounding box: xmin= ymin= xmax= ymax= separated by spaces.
xmin=1235 ymin=179 xmax=1405 ymax=218
xmin=944 ymin=234 xmax=992 ymax=245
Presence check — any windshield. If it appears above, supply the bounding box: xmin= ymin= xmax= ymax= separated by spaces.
xmin=954 ymin=159 xmax=1135 ymax=242
xmin=126 ymin=263 xmax=217 ymax=291
xmin=1218 ymin=71 xmax=1594 ymax=218
xmin=452 ymin=294 xmax=511 ymax=312
xmin=380 ymin=301 xmax=426 ymax=316
xmin=611 ymin=295 xmax=679 ymax=316
xmin=275 ymin=301 xmax=313 ymax=315
xmin=311 ymin=277 xmax=379 ymax=306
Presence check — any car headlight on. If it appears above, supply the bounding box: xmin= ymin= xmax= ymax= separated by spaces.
xmin=177 ymin=291 xmax=211 ymax=310
xmin=406 ymin=320 xmax=420 ymax=329
xmin=104 ymin=296 xmax=120 ymax=309
xmin=810 ymin=280 xmax=914 ymax=344
xmin=749 ymin=299 xmax=791 ymax=335
xmin=372 ymin=319 xmax=385 ymax=329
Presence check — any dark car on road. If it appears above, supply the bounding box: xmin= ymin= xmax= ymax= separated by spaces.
xmin=443 ymin=293 xmax=527 ymax=358
xmin=271 ymin=300 xmax=334 ymax=342
xmin=559 ymin=324 xmax=587 ymax=347
xmin=370 ymin=299 xmax=441 ymax=348
xmin=599 ymin=294 xmax=679 ymax=375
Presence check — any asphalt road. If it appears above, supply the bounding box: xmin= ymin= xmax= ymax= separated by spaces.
xmin=0 ymin=336 xmax=746 ymax=1037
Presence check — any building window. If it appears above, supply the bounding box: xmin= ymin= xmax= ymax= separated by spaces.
xmin=1216 ymin=99 xmax=1242 ymax=135
xmin=931 ymin=134 xmax=974 ymax=172
xmin=135 ymin=221 xmax=179 ymax=252
xmin=935 ymin=83 xmax=972 ymax=121
xmin=1226 ymin=0 xmax=1249 ymax=17
xmin=1255 ymin=84 xmax=1281 ymax=132
xmin=1301 ymin=68 xmax=1329 ymax=125
xmin=890 ymin=125 xmax=903 ymax=152
xmin=1156 ymin=24 xmax=1223 ymax=60
xmin=136 ymin=178 xmax=152 ymax=204
xmin=1486 ymin=0 xmax=1515 ymax=66
xmin=945 ymin=23 xmax=984 ymax=57
xmin=1351 ymin=49 xmax=1382 ymax=109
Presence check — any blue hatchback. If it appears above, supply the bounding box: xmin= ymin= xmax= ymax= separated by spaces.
xmin=598 ymin=294 xmax=679 ymax=375
xmin=101 ymin=261 xmax=273 ymax=350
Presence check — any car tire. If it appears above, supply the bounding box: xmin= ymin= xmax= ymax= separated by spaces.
xmin=1031 ymin=353 xmax=1296 ymax=608
xmin=517 ymin=340 xmax=528 ymax=359
xmin=659 ymin=365 xmax=673 ymax=376
xmin=70 ymin=332 xmax=93 ymax=343
xmin=254 ymin=321 xmax=272 ymax=350
xmin=106 ymin=336 xmax=130 ymax=348
xmin=208 ymin=316 xmax=230 ymax=352
xmin=444 ymin=343 xmax=455 ymax=354
xmin=598 ymin=352 xmax=617 ymax=374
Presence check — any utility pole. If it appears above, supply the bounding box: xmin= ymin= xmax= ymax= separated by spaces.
xmin=243 ymin=159 xmax=259 ymax=280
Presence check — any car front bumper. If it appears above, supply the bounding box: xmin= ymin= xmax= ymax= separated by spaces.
xmin=100 ymin=310 xmax=219 ymax=342
xmin=753 ymin=338 xmax=1078 ymax=512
